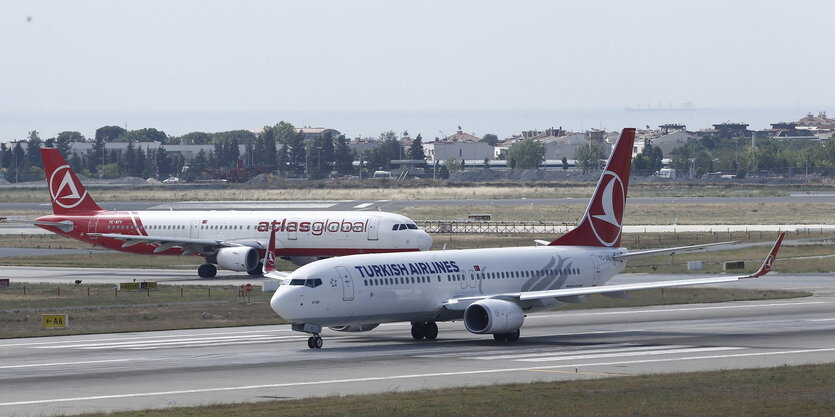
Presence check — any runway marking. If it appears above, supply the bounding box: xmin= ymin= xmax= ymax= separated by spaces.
xmin=353 ymin=203 xmax=374 ymax=209
xmin=37 ymin=334 xmax=308 ymax=350
xmin=809 ymin=318 xmax=835 ymax=322
xmin=0 ymin=359 xmax=132 ymax=369
xmin=472 ymin=345 xmax=690 ymax=360
xmin=515 ymin=346 xmax=743 ymax=363
xmin=0 ymin=328 xmax=293 ymax=348
xmin=2 ymin=347 xmax=833 ymax=408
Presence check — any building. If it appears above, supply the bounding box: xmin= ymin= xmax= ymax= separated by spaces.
xmin=423 ymin=141 xmax=494 ymax=162
xmin=295 ymin=127 xmax=341 ymax=141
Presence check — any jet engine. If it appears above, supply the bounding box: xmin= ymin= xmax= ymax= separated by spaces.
xmin=213 ymin=247 xmax=259 ymax=272
xmin=328 ymin=323 xmax=381 ymax=333
xmin=463 ymin=299 xmax=524 ymax=334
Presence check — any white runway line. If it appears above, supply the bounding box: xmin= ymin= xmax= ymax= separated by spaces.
xmin=353 ymin=203 xmax=374 ymax=209
xmin=36 ymin=334 xmax=306 ymax=350
xmin=0 ymin=359 xmax=132 ymax=370
xmin=3 ymin=347 xmax=834 ymax=408
xmin=515 ymin=346 xmax=743 ymax=362
xmin=0 ymin=328 xmax=293 ymax=348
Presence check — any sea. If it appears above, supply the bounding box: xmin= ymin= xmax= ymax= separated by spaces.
xmin=0 ymin=106 xmax=829 ymax=142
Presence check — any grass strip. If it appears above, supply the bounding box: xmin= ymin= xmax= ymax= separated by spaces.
xmin=75 ymin=362 xmax=835 ymax=417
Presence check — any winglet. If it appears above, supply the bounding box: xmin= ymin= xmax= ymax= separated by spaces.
xmin=745 ymin=232 xmax=785 ymax=279
xmin=263 ymin=227 xmax=278 ymax=275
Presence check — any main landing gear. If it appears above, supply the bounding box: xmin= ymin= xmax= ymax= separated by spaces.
xmin=411 ymin=321 xmax=438 ymax=340
xmin=197 ymin=263 xmax=217 ymax=278
xmin=493 ymin=329 xmax=520 ymax=342
xmin=307 ymin=334 xmax=323 ymax=349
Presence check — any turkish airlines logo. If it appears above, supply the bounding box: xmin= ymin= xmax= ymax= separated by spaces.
xmin=763 ymin=254 xmax=775 ymax=273
xmin=265 ymin=251 xmax=276 ymax=269
xmin=49 ymin=165 xmax=87 ymax=209
xmin=588 ymin=171 xmax=625 ymax=247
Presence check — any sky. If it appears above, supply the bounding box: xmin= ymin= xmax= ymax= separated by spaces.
xmin=1 ymin=1 xmax=834 ymax=137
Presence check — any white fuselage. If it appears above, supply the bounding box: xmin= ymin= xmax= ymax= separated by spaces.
xmin=270 ymin=245 xmax=628 ymax=326
xmin=40 ymin=210 xmax=432 ymax=258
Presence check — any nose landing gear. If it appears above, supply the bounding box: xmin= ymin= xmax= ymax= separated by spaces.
xmin=307 ymin=334 xmax=323 ymax=349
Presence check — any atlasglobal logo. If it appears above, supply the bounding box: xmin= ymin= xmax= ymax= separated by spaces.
xmin=255 ymin=219 xmax=368 ymax=235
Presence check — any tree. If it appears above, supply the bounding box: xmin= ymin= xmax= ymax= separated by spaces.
xmin=408 ymin=134 xmax=426 ymax=161
xmin=365 ymin=130 xmax=400 ymax=171
xmin=56 ymin=131 xmax=83 ymax=158
xmin=95 ymin=126 xmax=127 ymax=143
xmin=287 ymin=131 xmax=307 ymax=175
xmin=481 ymin=133 xmax=499 ymax=147
xmin=0 ymin=143 xmax=9 ymax=170
xmin=506 ymin=138 xmax=545 ymax=169
xmin=156 ymin=146 xmax=172 ymax=178
xmin=12 ymin=142 xmax=24 ymax=182
xmin=445 ymin=157 xmax=464 ymax=174
xmin=25 ymin=130 xmax=43 ymax=168
xmin=575 ymin=140 xmax=608 ymax=173
xmin=333 ymin=134 xmax=353 ymax=174
xmin=632 ymin=139 xmax=664 ymax=175
xmin=88 ymin=135 xmax=106 ymax=175
xmin=562 ymin=156 xmax=568 ymax=170
xmin=178 ymin=132 xmax=213 ymax=145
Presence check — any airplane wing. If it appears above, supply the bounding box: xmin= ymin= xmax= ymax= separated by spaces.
xmin=613 ymin=241 xmax=736 ymax=261
xmin=87 ymin=233 xmax=249 ymax=255
xmin=444 ymin=233 xmax=784 ymax=310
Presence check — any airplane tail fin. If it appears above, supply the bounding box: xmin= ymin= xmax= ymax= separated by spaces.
xmin=40 ymin=148 xmax=103 ymax=215
xmin=263 ymin=227 xmax=278 ymax=275
xmin=550 ymin=128 xmax=636 ymax=248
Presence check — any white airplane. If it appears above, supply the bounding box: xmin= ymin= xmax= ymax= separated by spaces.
xmin=32 ymin=148 xmax=432 ymax=278
xmin=268 ymin=128 xmax=786 ymax=349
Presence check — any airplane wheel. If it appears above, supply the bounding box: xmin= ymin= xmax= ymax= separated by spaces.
xmin=198 ymin=264 xmax=214 ymax=278
xmin=307 ymin=337 xmax=314 ymax=349
xmin=410 ymin=322 xmax=424 ymax=340
xmin=423 ymin=322 xmax=438 ymax=340
xmin=506 ymin=329 xmax=520 ymax=342
xmin=493 ymin=333 xmax=507 ymax=342
xmin=313 ymin=336 xmax=323 ymax=349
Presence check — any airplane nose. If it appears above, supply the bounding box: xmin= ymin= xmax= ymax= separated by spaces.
xmin=417 ymin=230 xmax=433 ymax=251
xmin=270 ymin=287 xmax=293 ymax=319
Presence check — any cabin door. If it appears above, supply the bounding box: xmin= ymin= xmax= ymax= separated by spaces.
xmin=367 ymin=217 xmax=380 ymax=241
xmin=335 ymin=266 xmax=355 ymax=301
xmin=190 ymin=220 xmax=199 ymax=239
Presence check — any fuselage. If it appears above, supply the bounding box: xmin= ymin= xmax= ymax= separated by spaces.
xmin=270 ymin=245 xmax=628 ymax=326
xmin=35 ymin=210 xmax=432 ymax=257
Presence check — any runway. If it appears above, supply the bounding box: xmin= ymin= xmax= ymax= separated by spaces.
xmin=0 ymin=272 xmax=833 ymax=416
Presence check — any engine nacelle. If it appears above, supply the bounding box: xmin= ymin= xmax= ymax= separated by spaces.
xmin=464 ymin=299 xmax=524 ymax=334
xmin=286 ymin=256 xmax=321 ymax=266
xmin=328 ymin=323 xmax=381 ymax=333
xmin=214 ymin=247 xmax=259 ymax=272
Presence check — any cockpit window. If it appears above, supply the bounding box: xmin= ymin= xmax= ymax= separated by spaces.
xmin=399 ymin=224 xmax=408 ymax=230
xmin=406 ymin=223 xmax=418 ymax=230
xmin=289 ymin=278 xmax=322 ymax=288
xmin=392 ymin=224 xmax=400 ymax=231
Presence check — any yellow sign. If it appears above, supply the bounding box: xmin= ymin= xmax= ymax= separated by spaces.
xmin=119 ymin=282 xmax=157 ymax=291
xmin=42 ymin=314 xmax=68 ymax=329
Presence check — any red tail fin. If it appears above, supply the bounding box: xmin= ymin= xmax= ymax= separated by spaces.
xmin=40 ymin=148 xmax=103 ymax=215
xmin=550 ymin=128 xmax=636 ymax=248
xmin=263 ymin=228 xmax=278 ymax=275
